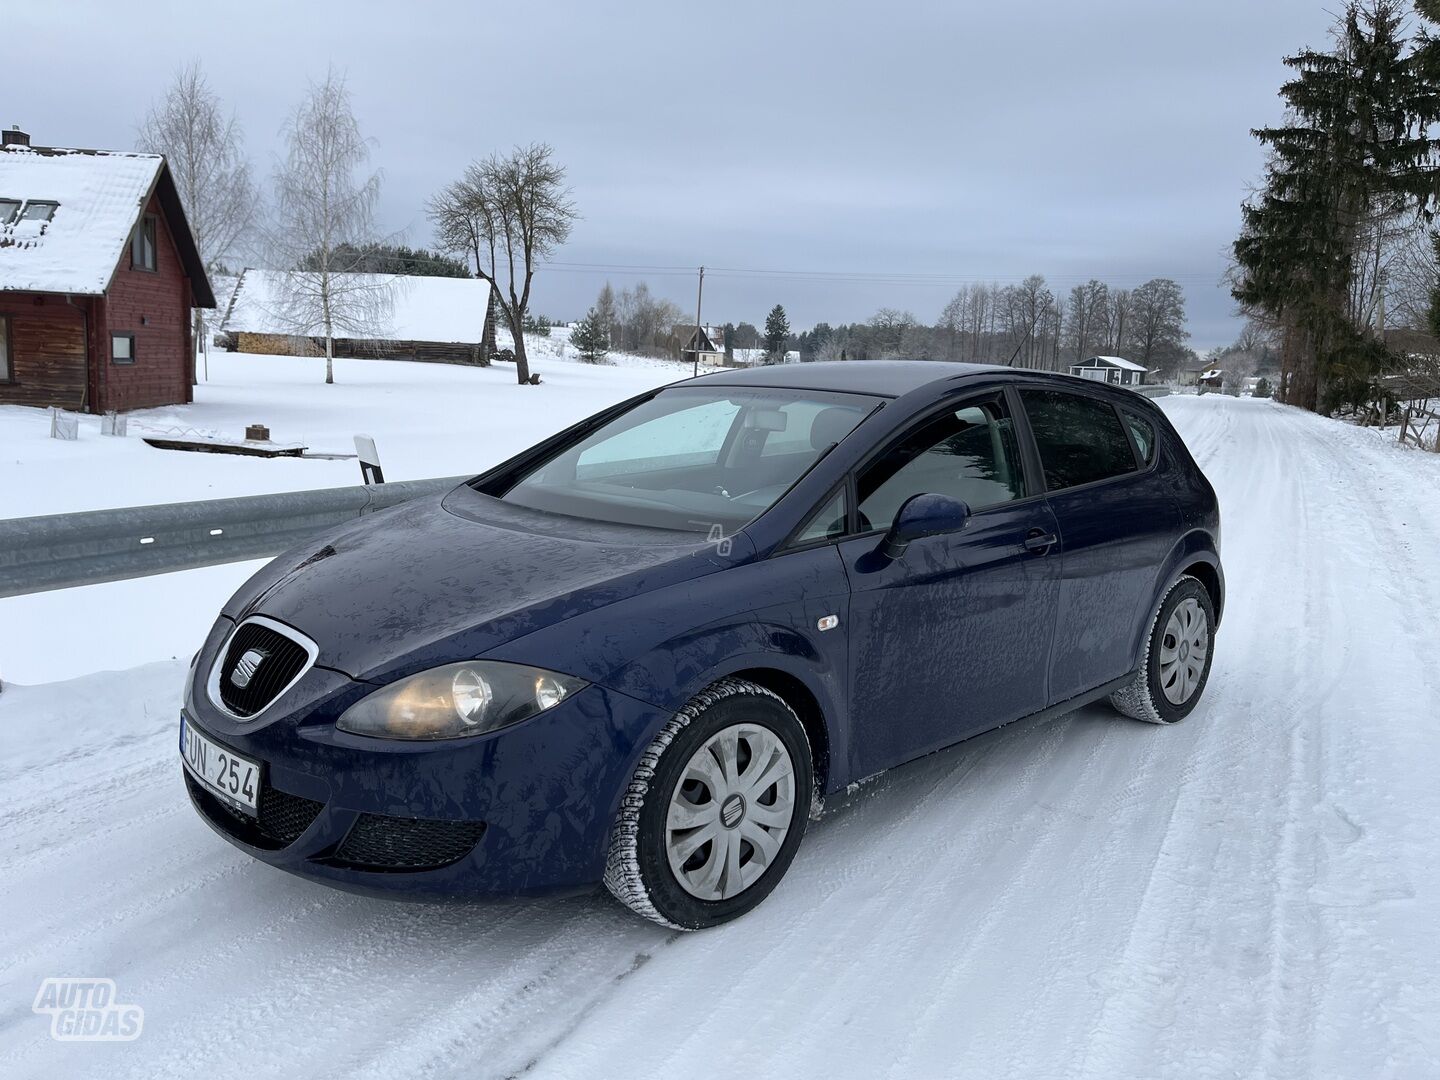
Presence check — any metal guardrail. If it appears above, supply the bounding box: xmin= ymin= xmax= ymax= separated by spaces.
xmin=0 ymin=475 xmax=469 ymax=599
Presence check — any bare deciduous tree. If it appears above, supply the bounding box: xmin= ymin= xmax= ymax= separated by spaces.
xmin=428 ymin=144 xmax=577 ymax=384
xmin=270 ymin=69 xmax=387 ymax=385
xmin=1065 ymin=279 xmax=1109 ymax=364
xmin=1102 ymin=287 xmax=1134 ymax=353
xmin=1130 ymin=278 xmax=1189 ymax=374
xmin=138 ymin=61 xmax=259 ymax=370
xmin=138 ymin=61 xmax=258 ymax=273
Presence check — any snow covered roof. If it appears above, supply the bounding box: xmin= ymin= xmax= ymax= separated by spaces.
xmin=1076 ymin=355 xmax=1146 ymax=371
xmin=0 ymin=145 xmax=158 ymax=295
xmin=223 ymin=269 xmax=491 ymax=344
xmin=0 ymin=143 xmax=214 ymax=306
xmin=679 ymin=324 xmax=725 ymax=352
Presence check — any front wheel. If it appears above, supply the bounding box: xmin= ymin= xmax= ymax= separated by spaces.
xmin=603 ymin=678 xmax=812 ymax=929
xmin=1110 ymin=575 xmax=1215 ymax=724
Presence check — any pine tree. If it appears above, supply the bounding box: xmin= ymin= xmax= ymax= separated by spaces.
xmin=1232 ymin=1 xmax=1439 ymax=412
xmin=572 ymin=306 xmax=609 ymax=363
xmin=764 ymin=304 xmax=790 ymax=363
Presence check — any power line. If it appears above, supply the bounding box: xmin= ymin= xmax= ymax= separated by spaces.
xmin=537 ymin=259 xmax=1224 ymax=289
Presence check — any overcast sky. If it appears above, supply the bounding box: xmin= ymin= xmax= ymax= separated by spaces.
xmin=9 ymin=0 xmax=1340 ymax=351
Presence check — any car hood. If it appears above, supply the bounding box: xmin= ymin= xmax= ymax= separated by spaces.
xmin=223 ymin=484 xmax=751 ymax=682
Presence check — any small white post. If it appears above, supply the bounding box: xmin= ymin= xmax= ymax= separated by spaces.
xmin=355 ymin=434 xmax=384 ymax=484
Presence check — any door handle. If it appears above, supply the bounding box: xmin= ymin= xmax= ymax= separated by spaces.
xmin=1024 ymin=529 xmax=1058 ymax=554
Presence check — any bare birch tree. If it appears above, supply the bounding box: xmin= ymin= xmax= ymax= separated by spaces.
xmin=428 ymin=144 xmax=577 ymax=384
xmin=270 ymin=69 xmax=387 ymax=384
xmin=138 ymin=62 xmax=257 ymax=272
xmin=138 ymin=61 xmax=259 ymax=370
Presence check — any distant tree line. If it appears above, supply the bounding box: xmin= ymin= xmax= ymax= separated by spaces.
xmin=794 ymin=276 xmax=1191 ymax=374
xmin=585 ymin=275 xmax=1191 ymax=373
xmin=298 ymin=242 xmax=471 ymax=278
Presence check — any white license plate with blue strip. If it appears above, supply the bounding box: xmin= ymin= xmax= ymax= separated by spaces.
xmin=181 ymin=717 xmax=260 ymax=815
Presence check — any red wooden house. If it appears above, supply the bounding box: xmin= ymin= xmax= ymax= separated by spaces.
xmin=0 ymin=127 xmax=215 ymax=414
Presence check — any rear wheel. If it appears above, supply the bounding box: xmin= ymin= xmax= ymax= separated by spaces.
xmin=1110 ymin=575 xmax=1215 ymax=724
xmin=604 ymin=678 xmax=812 ymax=929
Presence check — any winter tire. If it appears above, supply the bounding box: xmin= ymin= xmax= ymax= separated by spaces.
xmin=603 ymin=678 xmax=813 ymax=930
xmin=1109 ymin=574 xmax=1215 ymax=725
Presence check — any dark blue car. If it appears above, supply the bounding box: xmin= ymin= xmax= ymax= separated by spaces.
xmin=181 ymin=361 xmax=1222 ymax=929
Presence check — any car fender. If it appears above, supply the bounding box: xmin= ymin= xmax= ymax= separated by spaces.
xmin=485 ymin=543 xmax=853 ymax=792
xmin=1132 ymin=530 xmax=1224 ymax=667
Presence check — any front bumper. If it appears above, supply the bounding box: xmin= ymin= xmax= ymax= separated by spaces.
xmin=182 ymin=656 xmax=666 ymax=900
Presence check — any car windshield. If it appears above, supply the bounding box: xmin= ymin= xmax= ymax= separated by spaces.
xmin=498 ymin=385 xmax=880 ymax=533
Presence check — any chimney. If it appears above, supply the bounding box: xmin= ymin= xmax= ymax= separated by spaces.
xmin=3 ymin=126 xmax=30 ymax=147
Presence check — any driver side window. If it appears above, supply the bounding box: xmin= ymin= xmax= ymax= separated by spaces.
xmin=857 ymin=394 xmax=1025 ymax=532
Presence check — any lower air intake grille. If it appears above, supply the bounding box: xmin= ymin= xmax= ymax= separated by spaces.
xmin=216 ymin=620 xmax=312 ymax=717
xmin=332 ymin=813 xmax=487 ymax=871
xmin=185 ymin=771 xmax=325 ymax=851
xmin=259 ymin=786 xmax=327 ymax=845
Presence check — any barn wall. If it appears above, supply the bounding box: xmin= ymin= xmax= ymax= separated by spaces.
xmin=333 ymin=339 xmax=485 ymax=365
xmin=0 ymin=295 xmax=89 ymax=411
xmin=97 ymin=190 xmax=194 ymax=413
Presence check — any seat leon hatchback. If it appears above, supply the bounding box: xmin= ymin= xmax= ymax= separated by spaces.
xmin=181 ymin=361 xmax=1223 ymax=929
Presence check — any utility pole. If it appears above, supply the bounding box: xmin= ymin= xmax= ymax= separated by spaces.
xmin=693 ymin=265 xmax=705 ymax=378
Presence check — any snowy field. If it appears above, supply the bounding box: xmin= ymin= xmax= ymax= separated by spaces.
xmin=2 ymin=390 xmax=1440 ymax=1078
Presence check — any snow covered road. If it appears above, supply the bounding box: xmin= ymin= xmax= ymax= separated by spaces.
xmin=2 ymin=396 xmax=1439 ymax=1079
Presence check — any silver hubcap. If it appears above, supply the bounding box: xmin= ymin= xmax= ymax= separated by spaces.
xmin=1158 ymin=597 xmax=1209 ymax=705
xmin=666 ymin=723 xmax=796 ymax=901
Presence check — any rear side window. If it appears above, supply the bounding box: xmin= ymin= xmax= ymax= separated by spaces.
xmin=1122 ymin=411 xmax=1156 ymax=465
xmin=1020 ymin=389 xmax=1136 ymax=491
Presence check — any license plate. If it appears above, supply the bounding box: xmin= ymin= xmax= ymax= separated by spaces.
xmin=180 ymin=717 xmax=261 ymax=815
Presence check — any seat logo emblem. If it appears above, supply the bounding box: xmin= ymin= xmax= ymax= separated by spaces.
xmin=230 ymin=648 xmax=268 ymax=689
xmin=720 ymin=793 xmax=745 ymax=829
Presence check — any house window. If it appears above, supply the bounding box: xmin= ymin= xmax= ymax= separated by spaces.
xmin=0 ymin=199 xmax=20 ymax=225
xmin=112 ymin=332 xmax=136 ymax=365
xmin=131 ymin=215 xmax=157 ymax=271
xmin=20 ymin=200 xmax=59 ymax=222
xmin=0 ymin=316 xmax=12 ymax=383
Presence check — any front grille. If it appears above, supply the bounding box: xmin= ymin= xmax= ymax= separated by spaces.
xmin=332 ymin=813 xmax=486 ymax=871
xmin=185 ymin=771 xmax=325 ymax=851
xmin=216 ymin=621 xmax=311 ymax=717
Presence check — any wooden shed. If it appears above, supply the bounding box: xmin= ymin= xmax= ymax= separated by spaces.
xmin=0 ymin=128 xmax=216 ymax=413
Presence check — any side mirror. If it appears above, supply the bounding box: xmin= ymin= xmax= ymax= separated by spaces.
xmin=879 ymin=493 xmax=971 ymax=560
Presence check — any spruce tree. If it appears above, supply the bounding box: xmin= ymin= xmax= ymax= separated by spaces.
xmin=764 ymin=304 xmax=790 ymax=363
xmin=1232 ymin=1 xmax=1438 ymax=412
xmin=571 ymin=306 xmax=610 ymax=363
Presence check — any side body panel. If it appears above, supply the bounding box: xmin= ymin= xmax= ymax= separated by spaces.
xmin=837 ymin=499 xmax=1062 ymax=779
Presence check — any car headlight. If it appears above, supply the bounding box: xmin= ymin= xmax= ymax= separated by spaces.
xmin=336 ymin=661 xmax=587 ymax=741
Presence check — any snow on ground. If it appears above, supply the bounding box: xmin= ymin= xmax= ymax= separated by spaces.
xmin=0 ymin=344 xmax=704 ymax=518
xmin=2 ymin=396 xmax=1440 ymax=1078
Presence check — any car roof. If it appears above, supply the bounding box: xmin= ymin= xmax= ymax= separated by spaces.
xmin=689 ymin=360 xmax=1008 ymax=398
